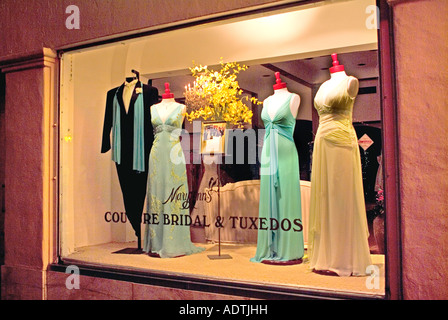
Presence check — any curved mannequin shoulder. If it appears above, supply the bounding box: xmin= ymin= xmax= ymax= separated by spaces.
xmin=321 ymin=72 xmax=359 ymax=99
xmin=179 ymin=104 xmax=187 ymax=122
xmin=289 ymin=93 xmax=301 ymax=118
xmin=347 ymin=76 xmax=359 ymax=99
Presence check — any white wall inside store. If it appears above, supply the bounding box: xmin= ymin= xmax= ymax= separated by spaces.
xmin=59 ymin=0 xmax=378 ymax=252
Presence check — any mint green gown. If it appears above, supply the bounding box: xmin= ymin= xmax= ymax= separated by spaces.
xmin=251 ymin=93 xmax=304 ymax=262
xmin=143 ymin=103 xmax=204 ymax=258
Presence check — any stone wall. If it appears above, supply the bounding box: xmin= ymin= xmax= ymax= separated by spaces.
xmin=388 ymin=0 xmax=448 ymax=300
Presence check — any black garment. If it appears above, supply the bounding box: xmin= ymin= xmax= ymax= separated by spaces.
xmin=115 ymin=163 xmax=148 ymax=237
xmin=101 ymin=81 xmax=159 ymax=239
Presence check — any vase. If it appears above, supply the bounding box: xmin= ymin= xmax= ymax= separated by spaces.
xmin=373 ymin=214 xmax=385 ymax=254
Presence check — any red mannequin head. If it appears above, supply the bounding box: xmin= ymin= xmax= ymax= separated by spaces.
xmin=273 ymin=72 xmax=287 ymax=90
xmin=329 ymin=53 xmax=345 ymax=73
xmin=162 ymin=82 xmax=174 ymax=99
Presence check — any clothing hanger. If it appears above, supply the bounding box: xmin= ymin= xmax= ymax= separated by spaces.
xmin=131 ymin=69 xmax=140 ymax=81
xmin=125 ymin=69 xmax=140 ymax=83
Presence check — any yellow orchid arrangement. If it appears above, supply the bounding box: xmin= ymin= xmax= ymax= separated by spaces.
xmin=184 ymin=60 xmax=261 ymax=127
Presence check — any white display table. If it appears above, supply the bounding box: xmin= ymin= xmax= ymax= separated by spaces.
xmin=199 ymin=179 xmax=310 ymax=245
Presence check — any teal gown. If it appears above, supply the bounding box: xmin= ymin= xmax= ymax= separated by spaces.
xmin=143 ymin=103 xmax=204 ymax=258
xmin=251 ymin=93 xmax=304 ymax=262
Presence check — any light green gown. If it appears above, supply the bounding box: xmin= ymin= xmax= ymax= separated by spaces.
xmin=143 ymin=103 xmax=204 ymax=258
xmin=251 ymin=93 xmax=304 ymax=262
xmin=308 ymin=76 xmax=372 ymax=276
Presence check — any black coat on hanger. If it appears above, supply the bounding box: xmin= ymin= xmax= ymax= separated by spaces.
xmin=101 ymin=81 xmax=159 ymax=247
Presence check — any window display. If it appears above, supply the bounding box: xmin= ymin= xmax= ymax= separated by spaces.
xmin=59 ymin=0 xmax=384 ymax=298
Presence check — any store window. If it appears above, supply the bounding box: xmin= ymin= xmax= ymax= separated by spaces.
xmin=59 ymin=0 xmax=385 ymax=297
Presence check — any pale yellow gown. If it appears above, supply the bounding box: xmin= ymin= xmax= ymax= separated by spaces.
xmin=308 ymin=76 xmax=372 ymax=276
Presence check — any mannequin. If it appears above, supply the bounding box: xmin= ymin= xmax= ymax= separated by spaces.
xmin=266 ymin=72 xmax=301 ymax=120
xmin=101 ymin=75 xmax=159 ymax=252
xmin=251 ymin=72 xmax=304 ymax=265
xmin=308 ymin=53 xmax=371 ymax=276
xmin=143 ymin=82 xmax=204 ymax=258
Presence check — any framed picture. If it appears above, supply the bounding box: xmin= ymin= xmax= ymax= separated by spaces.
xmin=201 ymin=121 xmax=227 ymax=154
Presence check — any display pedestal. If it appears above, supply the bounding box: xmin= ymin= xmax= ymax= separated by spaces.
xmin=113 ymin=248 xmax=143 ymax=254
xmin=312 ymin=269 xmax=339 ymax=276
xmin=112 ymin=235 xmax=143 ymax=254
xmin=261 ymin=258 xmax=303 ymax=266
xmin=208 ymin=253 xmax=232 ymax=260
xmin=207 ymin=154 xmax=232 ymax=260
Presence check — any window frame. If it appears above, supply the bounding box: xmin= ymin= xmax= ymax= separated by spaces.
xmin=51 ymin=0 xmax=401 ymax=300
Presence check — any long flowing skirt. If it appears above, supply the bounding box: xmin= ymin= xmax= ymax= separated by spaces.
xmin=308 ymin=116 xmax=372 ymax=276
xmin=143 ymin=131 xmax=204 ymax=258
xmin=251 ymin=133 xmax=304 ymax=262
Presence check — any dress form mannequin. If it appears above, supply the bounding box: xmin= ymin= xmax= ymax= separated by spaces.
xmin=308 ymin=53 xmax=371 ymax=276
xmin=144 ymin=82 xmax=204 ymax=258
xmin=154 ymin=83 xmax=186 ymax=123
xmin=251 ymin=71 xmax=304 ymax=265
xmin=266 ymin=72 xmax=300 ymax=120
xmin=319 ymin=53 xmax=359 ymax=99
